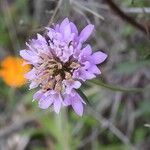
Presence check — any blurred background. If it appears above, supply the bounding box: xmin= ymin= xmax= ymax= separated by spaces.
xmin=0 ymin=0 xmax=150 ymax=150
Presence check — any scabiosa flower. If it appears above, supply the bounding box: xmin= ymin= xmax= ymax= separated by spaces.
xmin=20 ymin=18 xmax=107 ymax=116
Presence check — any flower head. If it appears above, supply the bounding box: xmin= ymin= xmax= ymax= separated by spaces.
xmin=20 ymin=18 xmax=107 ymax=116
xmin=0 ymin=56 xmax=30 ymax=87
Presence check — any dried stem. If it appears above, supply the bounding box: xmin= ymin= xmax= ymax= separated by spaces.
xmin=105 ymin=0 xmax=150 ymax=36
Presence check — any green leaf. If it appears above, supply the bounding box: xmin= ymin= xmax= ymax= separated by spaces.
xmin=88 ymin=79 xmax=148 ymax=93
xmin=116 ymin=60 xmax=150 ymax=74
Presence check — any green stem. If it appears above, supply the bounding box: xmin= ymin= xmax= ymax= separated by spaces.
xmin=55 ymin=109 xmax=70 ymax=150
xmin=88 ymin=79 xmax=149 ymax=93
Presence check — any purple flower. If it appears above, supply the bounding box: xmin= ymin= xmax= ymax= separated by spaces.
xmin=20 ymin=18 xmax=107 ymax=116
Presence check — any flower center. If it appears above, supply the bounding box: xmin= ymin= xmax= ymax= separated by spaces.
xmin=35 ymin=53 xmax=80 ymax=92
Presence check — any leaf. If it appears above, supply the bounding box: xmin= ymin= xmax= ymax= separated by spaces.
xmin=88 ymin=79 xmax=147 ymax=93
xmin=76 ymin=89 xmax=93 ymax=106
xmin=116 ymin=60 xmax=150 ymax=74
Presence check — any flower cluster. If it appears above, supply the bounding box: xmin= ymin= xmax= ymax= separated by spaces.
xmin=20 ymin=18 xmax=107 ymax=116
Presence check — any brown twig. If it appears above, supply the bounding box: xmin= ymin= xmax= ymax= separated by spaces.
xmin=105 ymin=0 xmax=150 ymax=36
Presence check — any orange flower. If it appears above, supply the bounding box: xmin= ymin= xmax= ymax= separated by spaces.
xmin=0 ymin=56 xmax=30 ymax=88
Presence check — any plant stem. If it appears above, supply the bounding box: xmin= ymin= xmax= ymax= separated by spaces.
xmin=55 ymin=109 xmax=70 ymax=150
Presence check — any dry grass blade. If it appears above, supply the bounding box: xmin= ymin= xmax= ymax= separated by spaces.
xmin=124 ymin=7 xmax=150 ymax=14
xmin=47 ymin=0 xmax=63 ymax=27
xmin=73 ymin=6 xmax=91 ymax=24
xmin=73 ymin=1 xmax=104 ymax=20
xmin=62 ymin=0 xmax=70 ymax=17
xmin=87 ymin=106 xmax=137 ymax=150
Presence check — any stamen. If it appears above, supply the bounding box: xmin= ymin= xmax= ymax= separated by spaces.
xmin=65 ymin=71 xmax=72 ymax=80
xmin=33 ymin=48 xmax=81 ymax=92
xmin=70 ymin=62 xmax=80 ymax=69
xmin=54 ymin=80 xmax=62 ymax=92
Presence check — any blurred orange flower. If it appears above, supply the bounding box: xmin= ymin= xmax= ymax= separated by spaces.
xmin=0 ymin=56 xmax=30 ymax=88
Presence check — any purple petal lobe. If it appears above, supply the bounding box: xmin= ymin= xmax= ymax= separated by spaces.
xmin=88 ymin=65 xmax=101 ymax=75
xmin=20 ymin=50 xmax=38 ymax=64
xmin=33 ymin=90 xmax=44 ymax=100
xmin=63 ymin=95 xmax=71 ymax=106
xmin=37 ymin=34 xmax=46 ymax=43
xmin=70 ymin=22 xmax=78 ymax=35
xmin=79 ymin=24 xmax=94 ymax=42
xmin=25 ymin=68 xmax=36 ymax=80
xmin=29 ymin=81 xmax=38 ymax=90
xmin=82 ymin=45 xmax=92 ymax=56
xmin=53 ymin=94 xmax=62 ymax=113
xmin=71 ymin=92 xmax=84 ymax=116
xmin=54 ymin=99 xmax=61 ymax=114
xmin=65 ymin=80 xmax=81 ymax=94
xmin=39 ymin=96 xmax=53 ymax=109
xmin=63 ymin=24 xmax=71 ymax=41
xmin=60 ymin=18 xmax=70 ymax=32
xmin=73 ymin=81 xmax=81 ymax=89
xmin=20 ymin=50 xmax=32 ymax=60
xmin=79 ymin=45 xmax=92 ymax=62
xmin=73 ymin=68 xmax=96 ymax=81
xmin=92 ymin=51 xmax=107 ymax=64
xmin=85 ymin=71 xmax=96 ymax=79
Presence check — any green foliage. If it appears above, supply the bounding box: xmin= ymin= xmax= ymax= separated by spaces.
xmin=99 ymin=145 xmax=130 ymax=150
xmin=116 ymin=60 xmax=150 ymax=74
xmin=134 ymin=128 xmax=146 ymax=143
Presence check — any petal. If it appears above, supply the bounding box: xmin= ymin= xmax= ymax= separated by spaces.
xmin=20 ymin=50 xmax=38 ymax=64
xmin=54 ymin=99 xmax=61 ymax=114
xmin=29 ymin=81 xmax=38 ymax=90
xmin=73 ymin=68 xmax=95 ymax=81
xmin=63 ymin=24 xmax=71 ymax=40
xmin=92 ymin=51 xmax=107 ymax=64
xmin=82 ymin=44 xmax=92 ymax=56
xmin=88 ymin=65 xmax=101 ymax=75
xmin=26 ymin=42 xmax=36 ymax=52
xmin=60 ymin=18 xmax=70 ymax=32
xmin=85 ymin=71 xmax=96 ymax=80
xmin=33 ymin=90 xmax=44 ymax=100
xmin=70 ymin=22 xmax=78 ymax=35
xmin=39 ymin=96 xmax=53 ymax=109
xmin=54 ymin=24 xmax=60 ymax=32
xmin=71 ymin=93 xmax=84 ymax=116
xmin=37 ymin=34 xmax=46 ymax=43
xmin=53 ymin=94 xmax=62 ymax=113
xmin=24 ymin=68 xmax=36 ymax=80
xmin=79 ymin=24 xmax=94 ymax=42
xmin=20 ymin=50 xmax=33 ymax=60
xmin=63 ymin=95 xmax=71 ymax=106
xmin=79 ymin=45 xmax=92 ymax=62
xmin=73 ymin=69 xmax=86 ymax=81
xmin=73 ymin=81 xmax=81 ymax=89
xmin=65 ymin=80 xmax=81 ymax=94
xmin=83 ymin=61 xmax=91 ymax=69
